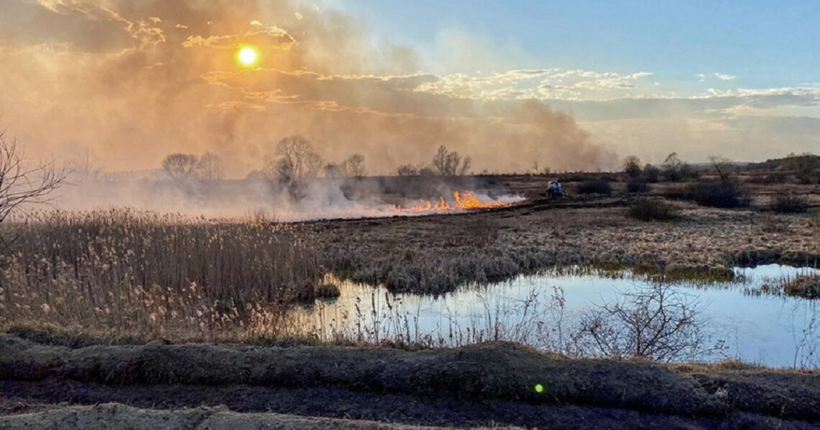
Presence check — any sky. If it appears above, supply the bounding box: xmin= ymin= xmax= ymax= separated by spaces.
xmin=1 ymin=0 xmax=818 ymax=176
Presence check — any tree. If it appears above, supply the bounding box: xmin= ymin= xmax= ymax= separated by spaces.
xmin=707 ymin=156 xmax=736 ymax=183
xmin=267 ymin=135 xmax=323 ymax=180
xmin=324 ymin=163 xmax=343 ymax=179
xmin=662 ymin=153 xmax=685 ymax=182
xmin=431 ymin=145 xmax=471 ymax=176
xmin=162 ymin=153 xmax=198 ymax=180
xmin=341 ymin=153 xmax=367 ymax=177
xmin=623 ymin=155 xmax=642 ymax=178
xmin=458 ymin=156 xmax=472 ymax=176
xmin=196 ymin=152 xmax=224 ymax=180
xmin=579 ymin=284 xmax=715 ymax=362
xmin=72 ymin=150 xmax=105 ymax=181
xmin=396 ymin=164 xmax=418 ymax=176
xmin=0 ymin=132 xmax=67 ymax=227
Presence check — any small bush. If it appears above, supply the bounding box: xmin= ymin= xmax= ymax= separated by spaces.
xmin=576 ymin=180 xmax=612 ymax=195
xmin=626 ymin=180 xmax=650 ymax=193
xmin=668 ymin=181 xmax=751 ymax=208
xmin=771 ymin=194 xmax=809 ymax=214
xmin=628 ymin=200 xmax=680 ymax=222
xmin=642 ymin=165 xmax=660 ymax=183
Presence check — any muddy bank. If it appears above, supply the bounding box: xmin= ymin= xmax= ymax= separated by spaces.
xmin=2 ymin=335 xmax=820 ymax=426
xmin=4 ymin=402 xmax=818 ymax=430
xmin=0 ymin=403 xmax=521 ymax=430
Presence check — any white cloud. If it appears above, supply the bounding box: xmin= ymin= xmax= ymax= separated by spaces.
xmin=696 ymin=73 xmax=705 ymax=82
xmin=714 ymin=73 xmax=737 ymax=81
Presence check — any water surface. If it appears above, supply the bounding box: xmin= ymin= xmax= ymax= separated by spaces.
xmin=299 ymin=265 xmax=820 ymax=368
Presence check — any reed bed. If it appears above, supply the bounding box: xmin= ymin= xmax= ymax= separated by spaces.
xmin=0 ymin=209 xmax=321 ymax=341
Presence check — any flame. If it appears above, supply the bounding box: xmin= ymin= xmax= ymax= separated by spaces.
xmin=395 ymin=191 xmax=511 ymax=213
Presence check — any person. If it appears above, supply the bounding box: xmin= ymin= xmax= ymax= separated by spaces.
xmin=547 ymin=180 xmax=563 ymax=198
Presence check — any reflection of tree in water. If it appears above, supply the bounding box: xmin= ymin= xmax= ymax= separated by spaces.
xmin=791 ymin=299 xmax=820 ymax=370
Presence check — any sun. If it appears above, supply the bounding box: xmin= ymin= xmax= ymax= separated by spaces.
xmin=237 ymin=46 xmax=258 ymax=66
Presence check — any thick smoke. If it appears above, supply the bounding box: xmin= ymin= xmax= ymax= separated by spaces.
xmin=1 ymin=0 xmax=615 ymax=174
xmin=1 ymin=0 xmax=615 ymax=216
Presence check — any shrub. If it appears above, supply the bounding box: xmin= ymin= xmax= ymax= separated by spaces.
xmin=771 ymin=194 xmax=809 ymax=214
xmin=642 ymin=165 xmax=660 ymax=183
xmin=626 ymin=180 xmax=650 ymax=193
xmin=576 ymin=180 xmax=612 ymax=195
xmin=628 ymin=200 xmax=680 ymax=222
xmin=667 ymin=181 xmax=751 ymax=209
xmin=623 ymin=156 xmax=642 ymax=178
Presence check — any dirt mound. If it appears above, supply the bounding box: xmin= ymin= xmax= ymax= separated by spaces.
xmin=2 ymin=335 xmax=820 ymax=426
xmin=0 ymin=403 xmax=522 ymax=430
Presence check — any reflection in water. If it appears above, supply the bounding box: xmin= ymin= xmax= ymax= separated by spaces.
xmin=292 ymin=265 xmax=820 ymax=368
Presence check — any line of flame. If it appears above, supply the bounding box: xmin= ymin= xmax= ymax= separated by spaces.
xmin=394 ymin=191 xmax=509 ymax=212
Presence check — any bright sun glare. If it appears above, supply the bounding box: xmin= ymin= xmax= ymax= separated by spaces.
xmin=237 ymin=47 xmax=258 ymax=66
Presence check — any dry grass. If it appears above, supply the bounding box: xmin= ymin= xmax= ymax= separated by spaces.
xmin=627 ymin=199 xmax=681 ymax=222
xmin=317 ymin=205 xmax=819 ymax=294
xmin=783 ymin=275 xmax=820 ymax=299
xmin=5 ymin=336 xmax=820 ymax=423
xmin=0 ymin=209 xmax=321 ymax=342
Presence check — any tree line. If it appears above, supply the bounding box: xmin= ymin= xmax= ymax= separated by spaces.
xmin=161 ymin=136 xmax=473 ymax=181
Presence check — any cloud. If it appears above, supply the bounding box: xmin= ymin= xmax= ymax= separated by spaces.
xmin=714 ymin=72 xmax=737 ymax=81
xmin=183 ymin=27 xmax=294 ymax=50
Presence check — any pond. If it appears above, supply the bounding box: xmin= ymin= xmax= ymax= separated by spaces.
xmin=295 ymin=264 xmax=820 ymax=368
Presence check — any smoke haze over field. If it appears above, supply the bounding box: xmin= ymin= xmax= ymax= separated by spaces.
xmin=0 ymin=0 xmax=616 ymax=177
xmin=3 ymin=0 xmax=819 ymax=181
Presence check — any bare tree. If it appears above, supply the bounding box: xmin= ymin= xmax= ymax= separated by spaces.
xmin=0 ymin=132 xmax=67 ymax=226
xmin=342 ymin=153 xmax=367 ymax=177
xmin=267 ymin=135 xmax=323 ymax=180
xmin=458 ymin=156 xmax=472 ymax=176
xmin=396 ymin=164 xmax=418 ymax=176
xmin=662 ymin=152 xmax=693 ymax=182
xmin=432 ymin=145 xmax=471 ymax=176
xmin=432 ymin=145 xmax=451 ymax=175
xmin=72 ymin=150 xmax=105 ymax=181
xmin=162 ymin=153 xmax=198 ymax=180
xmin=623 ymin=155 xmax=642 ymax=178
xmin=709 ymin=155 xmax=735 ymax=183
xmin=195 ymin=152 xmax=224 ymax=180
xmin=579 ymin=284 xmax=715 ymax=362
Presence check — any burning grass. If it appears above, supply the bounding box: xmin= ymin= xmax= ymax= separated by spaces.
xmin=394 ymin=190 xmax=517 ymax=212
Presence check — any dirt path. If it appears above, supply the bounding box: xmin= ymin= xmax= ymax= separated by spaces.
xmin=2 ymin=335 xmax=819 ymax=429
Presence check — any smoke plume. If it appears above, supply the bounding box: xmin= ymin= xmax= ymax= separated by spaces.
xmin=1 ymin=0 xmax=616 ymax=180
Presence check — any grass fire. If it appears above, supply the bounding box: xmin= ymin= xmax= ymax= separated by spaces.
xmin=2 ymin=1 xmax=820 ymax=429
